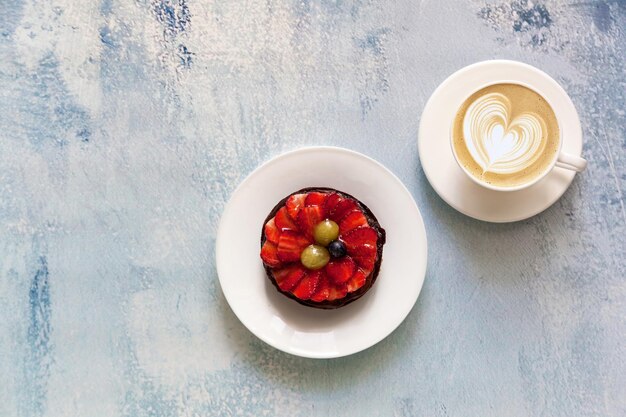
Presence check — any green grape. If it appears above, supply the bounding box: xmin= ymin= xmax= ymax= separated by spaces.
xmin=300 ymin=244 xmax=330 ymax=270
xmin=313 ymin=219 xmax=339 ymax=246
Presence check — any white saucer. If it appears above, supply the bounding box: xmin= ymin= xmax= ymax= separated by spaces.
xmin=216 ymin=147 xmax=427 ymax=358
xmin=418 ymin=60 xmax=583 ymax=223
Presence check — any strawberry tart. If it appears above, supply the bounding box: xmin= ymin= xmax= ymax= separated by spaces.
xmin=260 ymin=187 xmax=386 ymax=309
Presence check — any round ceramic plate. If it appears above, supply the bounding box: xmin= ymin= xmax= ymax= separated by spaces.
xmin=216 ymin=147 xmax=427 ymax=358
xmin=418 ymin=60 xmax=584 ymax=222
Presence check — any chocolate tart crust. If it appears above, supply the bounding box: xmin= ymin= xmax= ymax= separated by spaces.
xmin=261 ymin=187 xmax=386 ymax=309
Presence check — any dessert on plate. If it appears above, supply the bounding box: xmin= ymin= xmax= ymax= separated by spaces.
xmin=260 ymin=187 xmax=386 ymax=309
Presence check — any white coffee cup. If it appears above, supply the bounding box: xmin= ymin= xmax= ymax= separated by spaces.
xmin=450 ymin=80 xmax=587 ymax=192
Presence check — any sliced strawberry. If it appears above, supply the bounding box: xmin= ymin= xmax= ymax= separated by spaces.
xmin=276 ymin=265 xmax=307 ymax=291
xmin=326 ymin=257 xmax=356 ymax=285
xmin=339 ymin=211 xmax=368 ymax=234
xmin=330 ymin=199 xmax=358 ymax=222
xmin=349 ymin=242 xmax=377 ymax=258
xmin=292 ymin=270 xmax=321 ymax=300
xmin=286 ymin=194 xmax=306 ymax=220
xmin=310 ymin=271 xmax=331 ymax=302
xmin=327 ymin=284 xmax=348 ymax=301
xmin=260 ymin=241 xmax=281 ymax=267
xmin=304 ymin=192 xmax=327 ymax=207
xmin=296 ymin=206 xmax=324 ymax=239
xmin=277 ymin=230 xmax=310 ymax=262
xmin=352 ymin=254 xmax=375 ymax=273
xmin=324 ymin=193 xmax=343 ymax=215
xmin=275 ymin=206 xmax=299 ymax=231
xmin=346 ymin=268 xmax=367 ymax=293
xmin=272 ymin=264 xmax=299 ymax=285
xmin=264 ymin=218 xmax=280 ymax=244
xmin=342 ymin=226 xmax=378 ymax=251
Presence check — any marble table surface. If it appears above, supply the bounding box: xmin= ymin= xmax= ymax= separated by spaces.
xmin=1 ymin=1 xmax=624 ymax=416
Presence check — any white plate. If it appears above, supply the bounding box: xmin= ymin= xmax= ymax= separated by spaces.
xmin=216 ymin=147 xmax=427 ymax=358
xmin=418 ymin=60 xmax=583 ymax=223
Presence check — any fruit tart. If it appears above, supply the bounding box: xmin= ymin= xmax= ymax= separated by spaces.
xmin=260 ymin=187 xmax=386 ymax=309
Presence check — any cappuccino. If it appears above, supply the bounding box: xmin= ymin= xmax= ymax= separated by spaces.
xmin=452 ymin=83 xmax=560 ymax=188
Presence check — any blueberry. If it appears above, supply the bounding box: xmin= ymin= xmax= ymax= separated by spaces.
xmin=328 ymin=240 xmax=347 ymax=258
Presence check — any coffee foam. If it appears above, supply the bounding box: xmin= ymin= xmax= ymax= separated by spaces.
xmin=452 ymin=84 xmax=560 ymax=188
xmin=463 ymin=93 xmax=546 ymax=175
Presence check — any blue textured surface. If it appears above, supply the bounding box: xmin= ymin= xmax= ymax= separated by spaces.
xmin=1 ymin=1 xmax=625 ymax=416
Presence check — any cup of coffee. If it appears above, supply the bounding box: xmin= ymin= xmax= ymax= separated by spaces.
xmin=450 ymin=81 xmax=587 ymax=191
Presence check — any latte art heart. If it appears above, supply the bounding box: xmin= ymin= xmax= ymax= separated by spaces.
xmin=463 ymin=93 xmax=546 ymax=175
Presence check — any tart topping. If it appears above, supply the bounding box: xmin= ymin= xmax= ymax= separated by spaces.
xmin=261 ymin=190 xmax=380 ymax=302
xmin=277 ymin=230 xmax=310 ymax=262
xmin=275 ymin=264 xmax=307 ymax=292
xmin=341 ymin=226 xmax=378 ymax=252
xmin=292 ymin=270 xmax=322 ymax=299
xmin=275 ymin=206 xmax=298 ymax=231
xmin=260 ymin=241 xmax=281 ymax=267
xmin=300 ymin=244 xmax=330 ymax=270
xmin=313 ymin=219 xmax=339 ymax=246
xmin=286 ymin=193 xmax=307 ymax=219
xmin=264 ymin=218 xmax=280 ymax=244
xmin=329 ymin=199 xmax=358 ymax=223
xmin=310 ymin=273 xmax=331 ymax=302
xmin=327 ymin=240 xmax=347 ymax=258
xmin=339 ymin=210 xmax=368 ymax=234
xmin=323 ymin=193 xmax=343 ymax=214
xmin=296 ymin=206 xmax=325 ymax=240
xmin=328 ymin=284 xmax=348 ymax=301
xmin=326 ymin=257 xmax=356 ymax=285
xmin=346 ymin=269 xmax=367 ymax=292
xmin=304 ymin=192 xmax=327 ymax=207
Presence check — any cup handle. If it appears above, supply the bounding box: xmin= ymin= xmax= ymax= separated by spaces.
xmin=555 ymin=151 xmax=587 ymax=172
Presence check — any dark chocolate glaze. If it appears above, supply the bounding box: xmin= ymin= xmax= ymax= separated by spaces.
xmin=261 ymin=187 xmax=386 ymax=309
